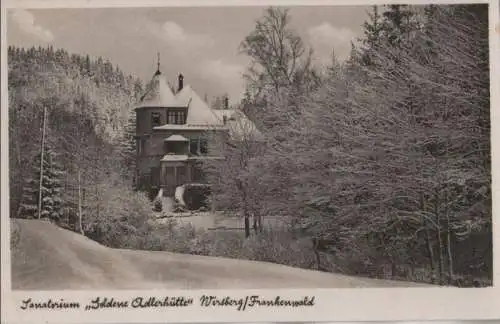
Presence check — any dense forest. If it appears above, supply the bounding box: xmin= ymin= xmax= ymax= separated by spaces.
xmin=8 ymin=4 xmax=492 ymax=287
xmin=205 ymin=4 xmax=492 ymax=286
xmin=8 ymin=46 xmax=151 ymax=244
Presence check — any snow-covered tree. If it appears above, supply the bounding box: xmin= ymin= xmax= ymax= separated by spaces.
xmin=18 ymin=139 xmax=65 ymax=223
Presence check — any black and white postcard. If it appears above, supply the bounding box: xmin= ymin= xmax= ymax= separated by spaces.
xmin=1 ymin=0 xmax=499 ymax=323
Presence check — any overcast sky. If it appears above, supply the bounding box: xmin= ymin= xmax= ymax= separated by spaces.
xmin=7 ymin=6 xmax=369 ymax=103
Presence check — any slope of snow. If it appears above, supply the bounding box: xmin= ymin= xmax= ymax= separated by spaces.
xmin=10 ymin=219 xmax=432 ymax=290
xmin=174 ymin=185 xmax=185 ymax=206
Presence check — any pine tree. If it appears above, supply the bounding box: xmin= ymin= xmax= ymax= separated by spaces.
xmin=40 ymin=147 xmax=65 ymax=221
xmin=381 ymin=5 xmax=419 ymax=48
xmin=18 ymin=140 xmax=65 ymax=222
xmin=359 ymin=6 xmax=385 ymax=66
xmin=84 ymin=54 xmax=91 ymax=76
xmin=133 ymin=78 xmax=143 ymax=101
xmin=18 ymin=177 xmax=39 ymax=218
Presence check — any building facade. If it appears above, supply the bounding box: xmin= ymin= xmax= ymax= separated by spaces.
xmin=135 ymin=64 xmax=232 ymax=197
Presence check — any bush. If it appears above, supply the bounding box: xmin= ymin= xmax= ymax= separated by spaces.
xmin=153 ymin=198 xmax=162 ymax=212
xmin=173 ymin=203 xmax=187 ymax=213
xmin=83 ymin=183 xmax=154 ymax=249
xmin=10 ymin=220 xmax=21 ymax=251
xmin=183 ymin=184 xmax=211 ymax=210
xmin=207 ymin=230 xmax=246 ymax=258
xmin=147 ymin=224 xmax=322 ymax=271
xmin=239 ymin=230 xmax=316 ymax=268
xmin=137 ymin=219 xmax=201 ymax=254
xmin=82 ymin=198 xmax=491 ymax=287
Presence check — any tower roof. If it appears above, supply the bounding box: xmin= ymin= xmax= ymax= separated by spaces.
xmin=138 ymin=71 xmax=178 ymax=108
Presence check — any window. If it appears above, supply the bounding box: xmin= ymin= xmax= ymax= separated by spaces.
xmin=176 ymin=111 xmax=185 ymax=124
xmin=167 ymin=110 xmax=186 ymax=125
xmin=189 ymin=137 xmax=208 ymax=155
xmin=200 ymin=138 xmax=208 ymax=154
xmin=189 ymin=138 xmax=199 ymax=155
xmin=151 ymin=112 xmax=161 ymax=126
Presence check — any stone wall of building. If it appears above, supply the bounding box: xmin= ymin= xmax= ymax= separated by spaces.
xmin=136 ymin=107 xmax=168 ymax=136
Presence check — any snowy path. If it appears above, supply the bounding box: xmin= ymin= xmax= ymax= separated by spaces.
xmin=161 ymin=196 xmax=174 ymax=213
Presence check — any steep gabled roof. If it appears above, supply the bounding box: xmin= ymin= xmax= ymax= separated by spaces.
xmin=138 ymin=68 xmax=244 ymax=130
xmin=176 ymin=85 xmax=222 ymax=126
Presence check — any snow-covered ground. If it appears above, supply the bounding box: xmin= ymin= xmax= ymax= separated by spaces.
xmin=154 ymin=209 xmax=287 ymax=231
xmin=11 ymin=219 xmax=431 ymax=290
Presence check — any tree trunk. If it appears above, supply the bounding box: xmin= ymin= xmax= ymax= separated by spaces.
xmin=434 ymin=187 xmax=445 ymax=285
xmin=38 ymin=106 xmax=47 ymax=220
xmin=425 ymin=226 xmax=436 ymax=281
xmin=252 ymin=213 xmax=258 ymax=233
xmin=312 ymin=237 xmax=321 ymax=271
xmin=444 ymin=144 xmax=454 ymax=285
xmin=239 ymin=180 xmax=250 ymax=238
xmin=244 ymin=215 xmax=250 ymax=238
xmin=437 ymin=226 xmax=445 ymax=285
xmin=390 ymin=254 xmax=397 ymax=279
xmin=421 ymin=193 xmax=436 ymax=282
xmin=96 ymin=186 xmax=100 ymax=220
xmin=445 ymin=188 xmax=454 ymax=284
xmin=78 ymin=169 xmax=84 ymax=235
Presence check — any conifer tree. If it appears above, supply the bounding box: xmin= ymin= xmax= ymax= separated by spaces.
xmin=359 ymin=6 xmax=385 ymax=66
xmin=119 ymin=106 xmax=137 ymax=188
xmin=18 ymin=139 xmax=65 ymax=222
xmin=381 ymin=5 xmax=420 ymax=48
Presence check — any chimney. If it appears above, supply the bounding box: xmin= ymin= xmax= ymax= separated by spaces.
xmin=178 ymin=73 xmax=184 ymax=92
xmin=224 ymin=96 xmax=229 ymax=110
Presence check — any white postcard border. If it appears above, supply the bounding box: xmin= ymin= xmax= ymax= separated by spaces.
xmin=1 ymin=0 xmax=499 ymax=323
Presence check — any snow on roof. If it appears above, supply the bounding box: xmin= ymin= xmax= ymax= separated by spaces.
xmin=137 ymin=69 xmax=254 ymax=132
xmin=137 ymin=72 xmax=178 ymax=108
xmin=154 ymin=124 xmax=228 ymax=131
xmin=177 ymin=85 xmax=223 ymax=126
xmin=164 ymin=134 xmax=189 ymax=142
xmin=137 ymin=71 xmax=224 ymax=127
xmin=188 ymin=156 xmax=225 ymax=161
xmin=213 ymin=109 xmax=263 ymax=141
xmin=160 ymin=154 xmax=189 ymax=162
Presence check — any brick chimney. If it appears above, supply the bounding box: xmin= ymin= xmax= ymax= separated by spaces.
xmin=178 ymin=73 xmax=184 ymax=92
